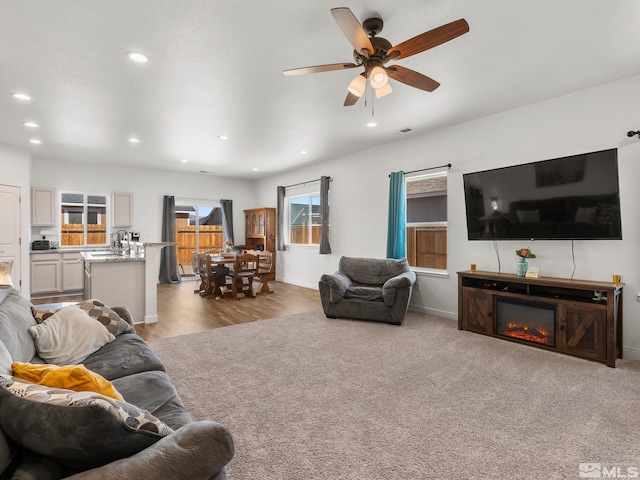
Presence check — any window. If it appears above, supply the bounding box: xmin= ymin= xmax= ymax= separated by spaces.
xmin=406 ymin=172 xmax=447 ymax=270
xmin=287 ymin=193 xmax=324 ymax=245
xmin=60 ymin=193 xmax=108 ymax=247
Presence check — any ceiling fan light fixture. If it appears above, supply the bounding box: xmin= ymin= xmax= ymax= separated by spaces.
xmin=347 ymin=74 xmax=366 ymax=97
xmin=375 ymin=82 xmax=393 ymax=99
xmin=369 ymin=66 xmax=388 ymax=89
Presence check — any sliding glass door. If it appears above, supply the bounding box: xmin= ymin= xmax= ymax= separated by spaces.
xmin=175 ymin=200 xmax=222 ymax=277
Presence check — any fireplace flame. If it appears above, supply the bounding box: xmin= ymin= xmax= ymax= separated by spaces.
xmin=503 ymin=322 xmax=550 ymax=345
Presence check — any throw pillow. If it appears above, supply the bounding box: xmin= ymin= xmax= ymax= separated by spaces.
xmin=33 ymin=299 xmax=133 ymax=336
xmin=28 ymin=305 xmax=115 ymax=365
xmin=516 ymin=209 xmax=540 ymax=223
xmin=574 ymin=206 xmax=597 ymax=224
xmin=76 ymin=299 xmax=134 ymax=336
xmin=0 ymin=375 xmax=173 ymax=470
xmin=11 ymin=362 xmax=124 ymax=401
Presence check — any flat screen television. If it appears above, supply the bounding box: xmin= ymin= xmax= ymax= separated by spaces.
xmin=463 ymin=148 xmax=622 ymax=240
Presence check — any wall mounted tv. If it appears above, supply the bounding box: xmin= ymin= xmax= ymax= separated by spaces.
xmin=463 ymin=148 xmax=622 ymax=240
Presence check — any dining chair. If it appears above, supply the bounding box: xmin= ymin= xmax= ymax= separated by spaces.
xmin=229 ymin=252 xmax=259 ymax=299
xmin=246 ymin=250 xmax=275 ymax=294
xmin=195 ymin=253 xmax=210 ymax=296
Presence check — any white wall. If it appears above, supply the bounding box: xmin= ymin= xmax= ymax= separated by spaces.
xmin=254 ymin=73 xmax=640 ymax=359
xmin=29 ymin=158 xmax=256 ymax=244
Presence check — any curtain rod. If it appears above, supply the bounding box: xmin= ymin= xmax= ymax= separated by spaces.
xmin=388 ymin=163 xmax=451 ymax=177
xmin=283 ymin=176 xmax=330 ymax=189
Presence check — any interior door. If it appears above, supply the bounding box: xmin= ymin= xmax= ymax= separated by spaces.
xmin=0 ymin=185 xmax=21 ymax=290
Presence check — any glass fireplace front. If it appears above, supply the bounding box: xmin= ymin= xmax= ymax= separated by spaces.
xmin=495 ymin=297 xmax=556 ymax=347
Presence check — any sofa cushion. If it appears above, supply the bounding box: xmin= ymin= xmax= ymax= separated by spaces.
xmin=11 ymin=362 xmax=124 ymax=401
xmin=0 ymin=375 xmax=173 ymax=471
xmin=112 ymin=370 xmax=192 ymax=431
xmin=0 ymin=288 xmax=37 ymax=363
xmin=338 ymin=257 xmax=410 ymax=285
xmin=28 ymin=306 xmax=115 ymax=365
xmin=34 ymin=299 xmax=133 ymax=337
xmin=81 ymin=334 xmax=166 ymax=381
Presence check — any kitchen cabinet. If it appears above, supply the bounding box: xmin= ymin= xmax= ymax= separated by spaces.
xmin=244 ymin=207 xmax=276 ymax=251
xmin=113 ymin=192 xmax=133 ymax=227
xmin=31 ymin=187 xmax=56 ymax=226
xmin=61 ymin=252 xmax=84 ymax=291
xmin=30 ymin=253 xmax=60 ymax=295
xmin=30 ymin=252 xmax=84 ymax=298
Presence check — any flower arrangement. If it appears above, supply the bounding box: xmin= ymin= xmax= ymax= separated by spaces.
xmin=516 ymin=248 xmax=535 ymax=259
xmin=226 ymin=240 xmax=233 ymax=246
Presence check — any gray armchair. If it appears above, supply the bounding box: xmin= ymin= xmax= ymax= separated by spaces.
xmin=319 ymin=256 xmax=417 ymax=325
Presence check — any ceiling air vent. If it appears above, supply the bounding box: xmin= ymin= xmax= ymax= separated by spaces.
xmin=387 ymin=127 xmax=414 ymax=136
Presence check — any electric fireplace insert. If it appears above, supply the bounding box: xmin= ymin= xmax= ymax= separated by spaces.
xmin=496 ymin=297 xmax=556 ymax=347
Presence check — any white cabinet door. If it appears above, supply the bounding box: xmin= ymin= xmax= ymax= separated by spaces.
xmin=31 ymin=187 xmax=56 ymax=226
xmin=61 ymin=253 xmax=84 ymax=291
xmin=113 ymin=192 xmax=133 ymax=227
xmin=31 ymin=258 xmax=60 ymax=294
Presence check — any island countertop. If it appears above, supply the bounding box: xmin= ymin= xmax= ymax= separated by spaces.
xmin=81 ymin=251 xmax=145 ymax=263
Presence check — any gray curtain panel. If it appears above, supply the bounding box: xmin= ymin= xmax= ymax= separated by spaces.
xmin=276 ymin=186 xmax=285 ymax=251
xmin=220 ymin=199 xmax=234 ymax=245
xmin=319 ymin=176 xmax=331 ymax=254
xmin=159 ymin=195 xmax=182 ymax=284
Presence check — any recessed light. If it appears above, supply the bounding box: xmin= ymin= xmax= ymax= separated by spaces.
xmin=127 ymin=51 xmax=149 ymax=63
xmin=12 ymin=93 xmax=31 ymax=101
xmin=366 ymin=121 xmax=377 ymax=128
xmin=128 ymin=137 xmax=140 ymax=143
xmin=218 ymin=135 xmax=230 ymax=140
xmin=181 ymin=158 xmax=188 ymax=163
xmin=29 ymin=139 xmax=42 ymax=144
xmin=252 ymin=168 xmax=259 ymax=172
xmin=23 ymin=122 xmax=39 ymax=128
xmin=300 ymin=150 xmax=308 ymax=155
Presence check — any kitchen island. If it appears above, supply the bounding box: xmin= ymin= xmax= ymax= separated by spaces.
xmin=82 ymin=250 xmax=145 ymax=323
xmin=82 ymin=242 xmax=175 ymax=324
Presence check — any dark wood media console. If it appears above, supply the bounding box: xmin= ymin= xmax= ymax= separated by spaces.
xmin=457 ymin=270 xmax=623 ymax=367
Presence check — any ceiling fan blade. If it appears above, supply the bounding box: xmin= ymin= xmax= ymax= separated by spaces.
xmin=386 ymin=65 xmax=441 ymax=92
xmin=283 ymin=62 xmax=357 ymax=76
xmin=331 ymin=7 xmax=374 ymax=57
xmin=343 ymin=91 xmax=361 ymax=107
xmin=387 ymin=19 xmax=469 ymax=60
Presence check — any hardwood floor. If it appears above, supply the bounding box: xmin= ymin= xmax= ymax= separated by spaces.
xmin=134 ymin=280 xmax=322 ymax=342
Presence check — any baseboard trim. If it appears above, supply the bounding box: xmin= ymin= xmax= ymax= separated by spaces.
xmin=622 ymin=347 xmax=640 ymax=362
xmin=409 ymin=304 xmax=457 ymax=321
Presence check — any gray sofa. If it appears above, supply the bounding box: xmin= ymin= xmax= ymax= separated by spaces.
xmin=0 ymin=287 xmax=234 ymax=479
xmin=319 ymin=257 xmax=417 ymax=325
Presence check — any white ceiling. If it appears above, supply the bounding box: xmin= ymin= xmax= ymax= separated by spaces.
xmin=1 ymin=1 xmax=639 ymax=179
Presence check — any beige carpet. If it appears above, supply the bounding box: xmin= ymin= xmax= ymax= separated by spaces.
xmin=150 ymin=310 xmax=640 ymax=479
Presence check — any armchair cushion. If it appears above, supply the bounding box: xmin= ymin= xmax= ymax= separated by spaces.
xmin=339 ymin=256 xmax=410 ymax=285
xmin=344 ymin=286 xmax=383 ymax=301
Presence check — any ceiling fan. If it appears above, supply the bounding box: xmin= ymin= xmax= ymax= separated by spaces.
xmin=283 ymin=7 xmax=469 ymax=106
